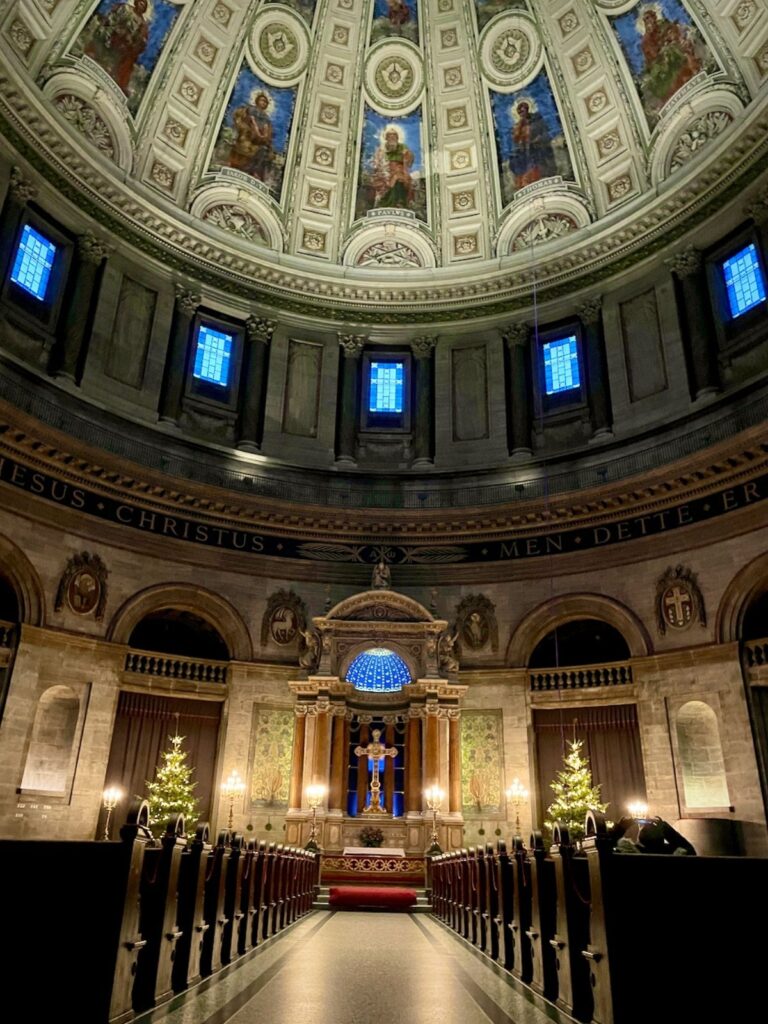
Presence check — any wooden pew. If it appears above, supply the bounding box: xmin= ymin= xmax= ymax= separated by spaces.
xmin=548 ymin=824 xmax=593 ymax=1023
xmin=474 ymin=846 xmax=488 ymax=953
xmin=495 ymin=840 xmax=516 ymax=972
xmin=199 ymin=830 xmax=231 ymax=976
xmin=220 ymin=834 xmax=246 ymax=965
xmin=173 ymin=823 xmax=212 ymax=992
xmin=466 ymin=846 xmax=479 ymax=945
xmin=2 ymin=800 xmax=152 ymax=1023
xmin=527 ymin=831 xmax=558 ymax=1002
xmin=483 ymin=844 xmax=500 ymax=961
xmin=238 ymin=840 xmax=257 ymax=955
xmin=261 ymin=842 xmax=277 ymax=940
xmin=510 ymin=838 xmax=533 ymax=984
xmin=459 ymin=848 xmax=471 ymax=939
xmin=270 ymin=843 xmax=286 ymax=935
xmin=582 ymin=811 xmax=767 ymax=1023
xmin=133 ymin=813 xmax=187 ymax=1012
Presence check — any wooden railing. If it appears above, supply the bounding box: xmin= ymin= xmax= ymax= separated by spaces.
xmin=529 ymin=661 xmax=632 ymax=692
xmin=124 ymin=650 xmax=228 ymax=685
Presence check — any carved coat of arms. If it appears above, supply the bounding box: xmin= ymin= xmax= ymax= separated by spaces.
xmin=261 ymin=589 xmax=307 ymax=646
xmin=655 ymin=565 xmax=706 ymax=634
xmin=55 ymin=552 xmax=108 ymax=620
xmin=455 ymin=593 xmax=499 ymax=652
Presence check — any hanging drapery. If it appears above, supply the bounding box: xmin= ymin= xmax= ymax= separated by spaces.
xmin=533 ymin=704 xmax=646 ymax=826
xmin=104 ymin=691 xmax=222 ymax=829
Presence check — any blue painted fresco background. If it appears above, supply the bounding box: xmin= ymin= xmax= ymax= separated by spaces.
xmin=356 ymin=106 xmax=427 ymax=222
xmin=371 ymin=0 xmax=419 ymax=46
xmin=490 ymin=70 xmax=573 ymax=207
xmin=213 ymin=64 xmax=298 ymax=200
xmin=75 ymin=0 xmax=180 ymax=114
xmin=612 ymin=0 xmax=712 ymax=125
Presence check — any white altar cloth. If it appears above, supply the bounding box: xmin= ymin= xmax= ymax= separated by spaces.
xmin=342 ymin=846 xmax=405 ymax=857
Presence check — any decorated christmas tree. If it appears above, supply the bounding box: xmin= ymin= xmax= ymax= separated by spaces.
xmin=544 ymin=739 xmax=608 ymax=842
xmin=145 ymin=734 xmax=200 ymax=836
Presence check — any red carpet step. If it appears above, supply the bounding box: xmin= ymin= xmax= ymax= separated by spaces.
xmin=329 ymin=886 xmax=417 ymax=910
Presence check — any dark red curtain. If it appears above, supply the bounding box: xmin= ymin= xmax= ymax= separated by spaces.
xmin=104 ymin=691 xmax=222 ymax=831
xmin=533 ymin=704 xmax=646 ymax=827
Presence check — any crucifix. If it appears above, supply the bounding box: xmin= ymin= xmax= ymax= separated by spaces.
xmin=355 ymin=729 xmax=397 ymax=815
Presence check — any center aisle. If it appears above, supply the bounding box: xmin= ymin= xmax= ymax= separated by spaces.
xmin=152 ymin=912 xmax=565 ymax=1024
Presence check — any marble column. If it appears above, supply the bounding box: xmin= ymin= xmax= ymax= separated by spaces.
xmin=336 ymin=334 xmax=365 ymax=464
xmin=405 ymin=712 xmax=422 ymax=813
xmin=667 ymin=247 xmax=720 ymax=399
xmin=237 ymin=316 xmax=275 ymax=451
xmin=503 ymin=323 xmax=532 ymax=458
xmin=579 ymin=297 xmax=613 ymax=440
xmin=424 ymin=706 xmax=440 ymax=798
xmin=0 ymin=168 xmax=36 ymax=281
xmin=328 ymin=712 xmax=347 ymax=813
xmin=51 ymin=232 xmax=112 ymax=381
xmin=449 ymin=713 xmax=462 ymax=815
xmin=300 ymin=711 xmax=318 ymax=809
xmin=288 ymin=710 xmax=306 ymax=811
xmin=159 ymin=285 xmax=200 ymax=422
xmin=411 ymin=336 xmax=437 ymax=468
xmin=312 ymin=705 xmax=332 ymax=802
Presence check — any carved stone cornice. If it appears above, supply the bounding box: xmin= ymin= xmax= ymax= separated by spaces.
xmin=77 ymin=232 xmax=113 ymax=265
xmin=665 ymin=246 xmax=702 ymax=279
xmin=411 ymin=336 xmax=438 ymax=359
xmin=338 ymin=334 xmax=366 ymax=358
xmin=9 ymin=165 xmax=36 ymax=203
xmin=503 ymin=323 xmax=530 ymax=349
xmin=246 ymin=316 xmax=276 ymax=345
xmin=578 ymin=297 xmax=603 ymax=326
xmin=174 ymin=285 xmax=201 ymax=317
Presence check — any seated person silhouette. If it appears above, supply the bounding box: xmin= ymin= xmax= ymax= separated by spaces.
xmin=613 ymin=815 xmax=696 ymax=855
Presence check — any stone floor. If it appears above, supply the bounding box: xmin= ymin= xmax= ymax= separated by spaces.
xmin=138 ymin=911 xmax=570 ymax=1024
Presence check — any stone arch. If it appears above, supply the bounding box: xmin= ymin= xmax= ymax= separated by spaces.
xmin=716 ymin=550 xmax=768 ymax=644
xmin=326 ymin=589 xmax=434 ymax=623
xmin=107 ymin=583 xmax=252 ymax=661
xmin=506 ymin=593 xmax=651 ymax=667
xmin=0 ymin=533 xmax=45 ymax=626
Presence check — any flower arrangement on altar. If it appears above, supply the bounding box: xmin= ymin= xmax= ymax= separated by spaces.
xmin=359 ymin=825 xmax=385 ymax=848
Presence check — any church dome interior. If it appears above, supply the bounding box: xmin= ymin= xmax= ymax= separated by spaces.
xmin=0 ymin=2 xmax=767 ymax=1021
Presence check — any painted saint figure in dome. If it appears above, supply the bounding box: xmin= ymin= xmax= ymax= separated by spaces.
xmin=638 ymin=4 xmax=704 ymax=109
xmin=83 ymin=0 xmax=150 ymax=94
xmin=227 ymin=89 xmax=275 ymax=183
xmin=387 ymin=0 xmax=411 ymax=27
xmin=508 ymin=99 xmax=557 ymax=190
xmin=370 ymin=126 xmax=415 ymax=209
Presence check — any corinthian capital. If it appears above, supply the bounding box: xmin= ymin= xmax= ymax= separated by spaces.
xmin=338 ymin=333 xmax=366 ymax=358
xmin=78 ymin=232 xmax=113 ymax=265
xmin=175 ymin=284 xmax=201 ymax=316
xmin=665 ymin=246 xmax=702 ymax=279
xmin=9 ymin=166 xmax=37 ymax=204
xmin=578 ymin=297 xmax=603 ymax=326
xmin=246 ymin=316 xmax=276 ymax=345
xmin=411 ymin=335 xmax=438 ymax=359
xmin=502 ymin=323 xmax=530 ymax=349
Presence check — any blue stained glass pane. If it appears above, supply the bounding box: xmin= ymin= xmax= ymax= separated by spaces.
xmin=10 ymin=225 xmax=57 ymax=301
xmin=543 ymin=335 xmax=580 ymax=395
xmin=722 ymin=244 xmax=766 ymax=318
xmin=346 ymin=647 xmax=411 ymax=692
xmin=369 ymin=361 xmax=404 ymax=413
xmin=193 ymin=324 xmax=233 ymax=387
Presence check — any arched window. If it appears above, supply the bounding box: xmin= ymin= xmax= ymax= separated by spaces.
xmin=676 ymin=700 xmax=730 ymax=809
xmin=529 ymin=618 xmax=631 ymax=667
xmin=129 ymin=608 xmax=230 ymax=660
xmin=346 ymin=648 xmax=410 ymax=692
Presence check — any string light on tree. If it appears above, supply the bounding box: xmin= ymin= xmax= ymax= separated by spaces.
xmin=145 ymin=733 xmax=200 ymax=838
xmin=545 ymin=739 xmax=607 ymax=843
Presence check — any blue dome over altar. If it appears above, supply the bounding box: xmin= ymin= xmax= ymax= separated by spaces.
xmin=346 ymin=648 xmax=411 ymax=692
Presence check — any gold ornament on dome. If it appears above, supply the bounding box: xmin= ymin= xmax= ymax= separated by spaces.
xmin=491 ymin=29 xmax=529 ymax=75
xmin=376 ymin=56 xmax=413 ymax=99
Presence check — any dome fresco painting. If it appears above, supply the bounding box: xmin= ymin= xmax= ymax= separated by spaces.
xmin=0 ymin=0 xmax=763 ymax=321
xmin=345 ymin=647 xmax=412 ymax=691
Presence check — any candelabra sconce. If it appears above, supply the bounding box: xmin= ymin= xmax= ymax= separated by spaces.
xmin=424 ymin=785 xmax=444 ymax=855
xmin=506 ymin=778 xmax=529 ymax=838
xmin=102 ymin=786 xmax=123 ymax=841
xmin=221 ymin=770 xmax=246 ymax=832
xmin=305 ymin=783 xmax=327 ymax=852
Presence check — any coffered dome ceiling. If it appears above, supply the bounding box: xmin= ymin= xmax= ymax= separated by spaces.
xmin=1 ymin=0 xmax=767 ymax=323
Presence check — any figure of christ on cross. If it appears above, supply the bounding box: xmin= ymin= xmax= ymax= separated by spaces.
xmin=355 ymin=729 xmax=398 ymax=815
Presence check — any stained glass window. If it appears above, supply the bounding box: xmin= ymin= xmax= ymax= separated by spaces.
xmin=722 ymin=244 xmax=766 ymax=319
xmin=543 ymin=335 xmax=580 ymax=395
xmin=346 ymin=648 xmax=410 ymax=692
xmin=10 ymin=225 xmax=57 ymax=301
xmin=369 ymin=361 xmax=405 ymax=413
xmin=193 ymin=324 xmax=233 ymax=387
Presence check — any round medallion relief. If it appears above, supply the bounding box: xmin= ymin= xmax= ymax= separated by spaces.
xmin=480 ymin=15 xmax=541 ymax=90
xmin=366 ymin=41 xmax=423 ymax=113
xmin=67 ymin=570 xmax=101 ymax=616
xmin=249 ymin=9 xmax=309 ymax=82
